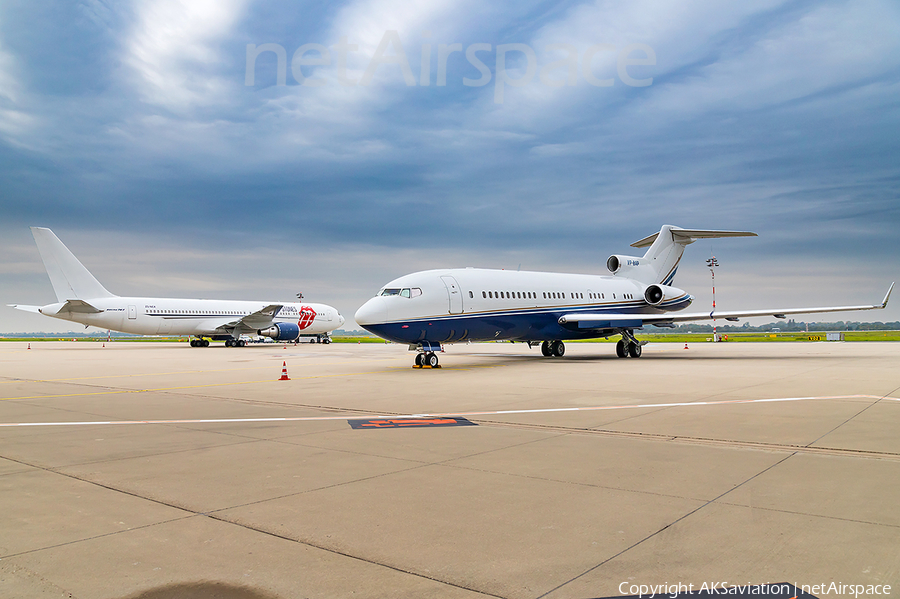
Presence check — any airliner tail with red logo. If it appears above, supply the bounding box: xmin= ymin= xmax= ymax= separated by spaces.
xmin=10 ymin=228 xmax=345 ymax=347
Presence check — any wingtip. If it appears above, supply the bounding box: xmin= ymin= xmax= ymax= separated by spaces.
xmin=882 ymin=282 xmax=894 ymax=308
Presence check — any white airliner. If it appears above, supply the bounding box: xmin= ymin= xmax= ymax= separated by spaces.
xmin=355 ymin=225 xmax=893 ymax=366
xmin=10 ymin=227 xmax=345 ymax=347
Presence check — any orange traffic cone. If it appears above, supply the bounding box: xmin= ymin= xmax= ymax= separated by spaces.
xmin=279 ymin=361 xmax=290 ymax=381
xmin=684 ymin=343 xmax=689 ymax=349
xmin=27 ymin=343 xmax=31 ymax=350
xmin=102 ymin=343 xmax=105 ymax=348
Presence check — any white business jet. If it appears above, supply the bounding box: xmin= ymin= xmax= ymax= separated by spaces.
xmin=355 ymin=225 xmax=892 ymax=366
xmin=10 ymin=228 xmax=344 ymax=347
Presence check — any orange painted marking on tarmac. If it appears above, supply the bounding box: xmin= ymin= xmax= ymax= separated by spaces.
xmin=360 ymin=418 xmax=460 ymax=427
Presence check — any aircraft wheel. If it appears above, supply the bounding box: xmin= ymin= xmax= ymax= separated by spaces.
xmin=202 ymin=339 xmax=209 ymax=347
xmin=225 ymin=339 xmax=234 ymax=347
xmin=628 ymin=343 xmax=642 ymax=358
xmin=237 ymin=339 xmax=246 ymax=347
xmin=323 ymin=337 xmax=331 ymax=344
xmin=552 ymin=340 xmax=566 ymax=357
xmin=616 ymin=339 xmax=627 ymax=358
xmin=426 ymin=352 xmax=439 ymax=367
xmin=541 ymin=341 xmax=552 ymax=357
xmin=415 ymin=353 xmax=425 ymax=366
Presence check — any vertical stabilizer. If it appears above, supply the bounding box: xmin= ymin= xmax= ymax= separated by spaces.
xmin=609 ymin=225 xmax=757 ymax=285
xmin=31 ymin=227 xmax=116 ymax=301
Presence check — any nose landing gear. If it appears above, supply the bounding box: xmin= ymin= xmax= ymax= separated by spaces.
xmin=414 ymin=352 xmax=440 ymax=368
xmin=412 ymin=341 xmax=442 ymax=368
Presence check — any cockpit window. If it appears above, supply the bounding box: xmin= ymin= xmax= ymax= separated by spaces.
xmin=381 ymin=287 xmax=422 ymax=298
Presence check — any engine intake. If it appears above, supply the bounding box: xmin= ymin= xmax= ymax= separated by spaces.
xmin=607 ymin=255 xmax=622 ymax=273
xmin=607 ymin=254 xmax=644 ymax=274
xmin=644 ymin=284 xmax=687 ymax=306
xmin=258 ymin=323 xmax=301 ymax=341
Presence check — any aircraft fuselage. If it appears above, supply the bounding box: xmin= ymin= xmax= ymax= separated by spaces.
xmin=355 ymin=268 xmax=692 ymax=345
xmin=38 ymin=297 xmax=341 ymax=338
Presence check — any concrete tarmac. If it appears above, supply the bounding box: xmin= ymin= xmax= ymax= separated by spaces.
xmin=0 ymin=340 xmax=898 ymax=599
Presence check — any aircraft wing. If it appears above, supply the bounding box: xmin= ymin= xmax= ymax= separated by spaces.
xmin=238 ymin=304 xmax=284 ymax=329
xmin=8 ymin=304 xmax=42 ymax=313
xmin=215 ymin=304 xmax=284 ymax=334
xmin=560 ymin=283 xmax=893 ymax=329
xmin=558 ymin=314 xmax=646 ymax=328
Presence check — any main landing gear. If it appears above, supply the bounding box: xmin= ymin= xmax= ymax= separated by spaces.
xmin=190 ymin=338 xmax=210 ymax=347
xmin=225 ymin=338 xmax=246 ymax=347
xmin=540 ymin=340 xmax=566 ymax=357
xmin=615 ymin=330 xmax=645 ymax=358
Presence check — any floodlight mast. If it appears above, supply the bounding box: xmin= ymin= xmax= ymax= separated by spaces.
xmin=706 ymin=257 xmax=720 ymax=342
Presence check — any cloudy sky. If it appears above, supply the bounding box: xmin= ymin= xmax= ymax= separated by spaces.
xmin=1 ymin=0 xmax=899 ymax=333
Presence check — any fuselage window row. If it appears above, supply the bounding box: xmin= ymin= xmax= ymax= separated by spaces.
xmin=476 ymin=291 xmax=622 ymax=302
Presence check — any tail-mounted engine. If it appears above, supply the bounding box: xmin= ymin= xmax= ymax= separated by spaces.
xmin=643 ymin=284 xmax=687 ymax=306
xmin=607 ymin=254 xmax=657 ymax=281
xmin=607 ymin=254 xmax=635 ymax=274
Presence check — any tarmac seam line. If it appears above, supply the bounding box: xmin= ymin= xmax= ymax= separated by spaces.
xmin=466 ymin=419 xmax=900 ymax=461
xmin=533 ymin=451 xmax=798 ymax=599
xmin=712 ymin=500 xmax=900 ymax=529
xmin=200 ymin=511 xmax=509 ymax=599
xmin=804 ymin=384 xmax=900 ymax=449
xmin=0 ymin=454 xmax=506 ymax=598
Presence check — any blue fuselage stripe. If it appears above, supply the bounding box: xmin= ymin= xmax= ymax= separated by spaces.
xmin=360 ymin=296 xmax=692 ymax=344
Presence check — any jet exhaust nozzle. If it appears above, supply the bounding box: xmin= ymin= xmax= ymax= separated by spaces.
xmin=258 ymin=323 xmax=301 ymax=341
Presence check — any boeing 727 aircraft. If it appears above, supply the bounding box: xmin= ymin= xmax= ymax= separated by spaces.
xmin=355 ymin=225 xmax=892 ymax=366
xmin=10 ymin=228 xmax=344 ymax=346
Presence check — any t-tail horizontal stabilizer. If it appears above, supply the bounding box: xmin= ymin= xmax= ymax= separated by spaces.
xmin=609 ymin=225 xmax=757 ymax=285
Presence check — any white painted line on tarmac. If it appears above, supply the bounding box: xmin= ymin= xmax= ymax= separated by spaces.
xmin=0 ymin=394 xmax=887 ymax=428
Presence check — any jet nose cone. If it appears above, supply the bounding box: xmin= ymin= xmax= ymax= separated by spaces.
xmin=355 ymin=297 xmax=387 ymax=326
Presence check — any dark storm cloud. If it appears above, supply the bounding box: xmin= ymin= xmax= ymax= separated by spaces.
xmin=1 ymin=0 xmax=899 ymax=331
